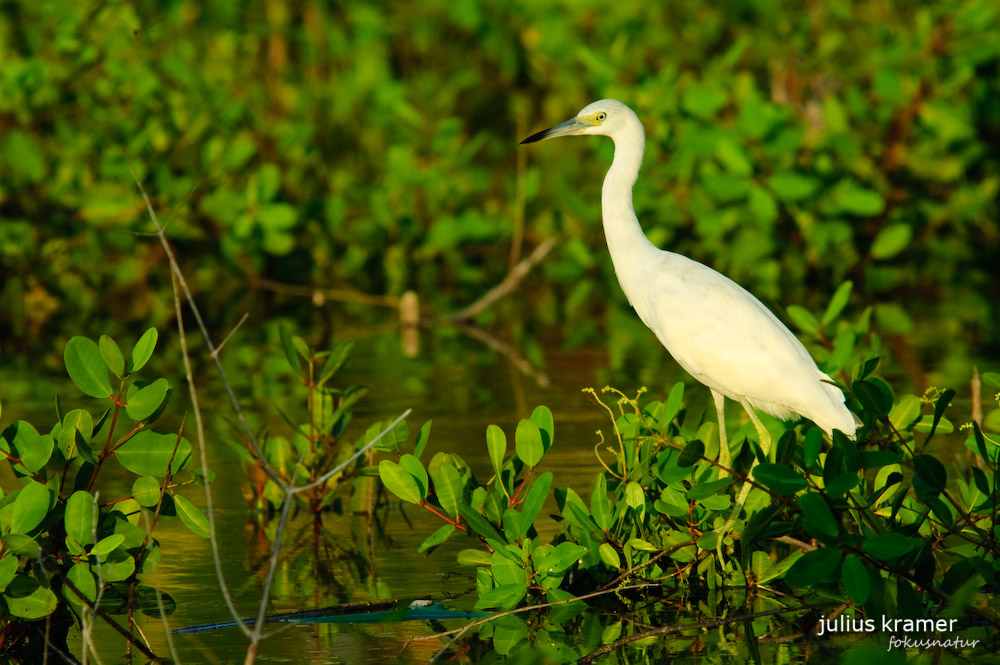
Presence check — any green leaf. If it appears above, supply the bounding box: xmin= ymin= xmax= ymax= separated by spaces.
xmin=0 ymin=555 xmax=17 ymax=592
xmin=529 ymin=405 xmax=554 ymax=451
xmin=64 ymin=490 xmax=97 ymax=545
xmin=535 ymin=542 xmax=587 ymax=576
xmin=378 ymin=460 xmax=422 ymax=504
xmin=173 ymin=494 xmax=210 ymax=538
xmin=590 ymin=474 xmax=611 ymax=532
xmin=913 ymin=454 xmax=947 ymax=493
xmin=91 ymin=534 xmax=125 ymax=560
xmin=317 ymin=340 xmax=353 ymax=386
xmin=870 ymin=223 xmax=912 ymax=260
xmin=6 ymin=420 xmax=53 ymax=472
xmin=399 ymin=454 xmax=428 ymax=499
xmin=888 ymin=395 xmax=922 ymax=430
xmin=125 ymin=378 xmax=170 ymax=422
xmin=842 ymin=554 xmax=870 ymax=604
xmin=130 ymin=327 xmax=158 ymax=373
xmin=768 ymin=172 xmax=819 ymax=202
xmin=132 ymin=476 xmax=162 ymax=508
xmin=686 ymin=477 xmax=733 ymax=501
xmin=514 ymin=419 xmax=544 ymax=468
xmin=663 ymin=382 xmax=684 ymax=424
xmin=751 ymin=464 xmax=807 ymax=495
xmin=429 ymin=455 xmax=463 ymax=518
xmin=474 ymin=583 xmax=526 ymax=611
xmin=418 ymin=524 xmax=455 ymax=553
xmin=4 ymin=576 xmax=58 ymax=619
xmin=115 ymin=430 xmax=191 ymax=477
xmin=65 ymin=562 xmax=97 ymax=606
xmin=64 ymin=337 xmax=113 ymax=399
xmin=797 ymin=492 xmax=837 ymax=540
xmin=822 ymin=281 xmax=853 ymax=326
xmin=486 ymin=424 xmax=506 ymax=480
xmin=413 ymin=420 xmax=432 ymax=459
xmin=677 ymin=439 xmax=705 ymax=468
xmin=1 ymin=535 xmax=40 ymax=557
xmin=279 ymin=325 xmax=304 ymax=378
xmin=833 ymin=181 xmax=885 ymax=216
xmin=11 ymin=482 xmax=51 ymax=534
xmin=519 ymin=472 xmax=553 ymax=537
xmin=457 ymin=549 xmax=492 ymax=567
xmin=598 ymin=543 xmax=621 ymax=569
xmin=784 ymin=547 xmax=842 ymax=587
xmin=459 ymin=505 xmax=504 ymax=543
xmin=99 ymin=335 xmax=125 ymax=379
xmin=863 ymin=532 xmax=917 ymax=560
xmin=59 ymin=409 xmax=94 ymax=462
xmin=787 ymin=305 xmax=820 ymax=334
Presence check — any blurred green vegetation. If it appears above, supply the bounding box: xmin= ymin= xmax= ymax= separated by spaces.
xmin=1 ymin=0 xmax=998 ymax=377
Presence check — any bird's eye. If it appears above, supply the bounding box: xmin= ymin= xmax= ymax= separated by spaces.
xmin=596 ymin=112 xmax=607 ymax=121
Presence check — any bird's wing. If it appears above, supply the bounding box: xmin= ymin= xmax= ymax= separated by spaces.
xmin=638 ymin=252 xmax=830 ymax=419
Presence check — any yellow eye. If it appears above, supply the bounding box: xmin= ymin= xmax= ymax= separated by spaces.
xmin=596 ymin=112 xmax=607 ymax=121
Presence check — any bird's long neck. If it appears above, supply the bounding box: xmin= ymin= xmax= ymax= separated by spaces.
xmin=601 ymin=120 xmax=658 ymax=308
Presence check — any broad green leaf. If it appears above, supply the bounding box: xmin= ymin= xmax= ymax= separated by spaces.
xmin=590 ymin=474 xmax=611 ymax=532
xmin=687 ymin=477 xmax=733 ymax=501
xmin=797 ymin=492 xmax=837 ymax=540
xmin=492 ymin=547 xmax=526 ymax=585
xmin=474 ymin=583 xmax=526 ymax=611
xmin=130 ymin=327 xmax=158 ymax=373
xmin=888 ymin=395 xmax=922 ymax=430
xmin=486 ymin=425 xmax=506 ymax=480
xmin=520 ymin=472 xmax=553 ymax=536
xmin=378 ymin=460 xmax=422 ymax=504
xmin=535 ymin=542 xmax=587 ymax=576
xmin=870 ymin=223 xmax=912 ymax=259
xmin=697 ymin=531 xmax=720 ymax=550
xmin=863 ymin=532 xmax=917 ymax=560
xmin=103 ymin=552 xmax=137 ymax=582
xmin=751 ymin=464 xmax=807 ymax=495
xmin=65 ymin=336 xmax=112 ymax=399
xmin=0 ymin=555 xmax=17 ymax=591
xmin=457 ymin=549 xmax=492 ymax=567
xmin=822 ymin=281 xmax=853 ymax=326
xmin=65 ymin=562 xmax=97 ymax=605
xmin=768 ymin=172 xmax=818 ymax=202
xmin=833 ymin=181 xmax=885 ymax=216
xmin=99 ymin=335 xmax=125 ymax=378
xmin=2 ymin=535 xmax=40 ymax=557
xmin=11 ymin=482 xmax=51 ymax=534
xmin=598 ymin=543 xmax=621 ymax=569
xmin=514 ymin=419 xmax=543 ymax=468
xmin=59 ymin=409 xmax=94 ymax=461
xmin=413 ymin=420 xmax=432 ymax=459
xmin=418 ymin=524 xmax=455 ymax=553
xmin=913 ymin=454 xmax=947 ymax=493
xmin=115 ymin=430 xmax=191 ymax=477
xmin=624 ymin=481 xmax=645 ymax=511
xmin=398 ymin=454 xmax=428 ymax=499
xmin=173 ymin=494 xmax=210 ymax=538
xmin=663 ymin=382 xmax=684 ymax=425
xmin=64 ymin=490 xmax=97 ymax=545
xmin=787 ymin=305 xmax=820 ymax=334
xmin=677 ymin=439 xmax=705 ymax=468
xmin=784 ymin=547 xmax=842 ymax=587
xmin=458 ymin=505 xmax=504 ymax=543
xmin=91 ymin=534 xmax=125 ymax=560
xmin=126 ymin=378 xmax=170 ymax=422
xmin=529 ymin=405 xmax=554 ymax=451
xmin=5 ymin=576 xmax=58 ymax=619
xmin=132 ymin=476 xmax=162 ymax=508
xmin=429 ymin=455 xmax=463 ymax=518
xmin=6 ymin=420 xmax=53 ymax=472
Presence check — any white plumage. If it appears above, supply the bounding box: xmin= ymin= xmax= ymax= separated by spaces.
xmin=522 ymin=99 xmax=856 ymax=465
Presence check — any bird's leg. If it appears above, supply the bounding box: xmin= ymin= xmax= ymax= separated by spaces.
xmin=719 ymin=404 xmax=774 ymax=534
xmin=711 ymin=390 xmax=730 ymax=476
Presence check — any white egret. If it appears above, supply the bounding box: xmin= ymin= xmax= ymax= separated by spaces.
xmin=521 ymin=100 xmax=856 ymax=477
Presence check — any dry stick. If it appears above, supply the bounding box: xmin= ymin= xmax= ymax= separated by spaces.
xmin=442 ymin=236 xmax=560 ymax=323
xmin=129 ymin=164 xmax=413 ymax=661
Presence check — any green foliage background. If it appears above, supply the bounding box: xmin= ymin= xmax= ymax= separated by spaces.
xmin=1 ymin=0 xmax=998 ymax=371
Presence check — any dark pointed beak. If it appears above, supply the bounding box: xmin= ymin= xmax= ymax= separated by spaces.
xmin=520 ymin=118 xmax=586 ymax=144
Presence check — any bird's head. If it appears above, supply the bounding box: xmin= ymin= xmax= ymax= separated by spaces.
xmin=520 ymin=99 xmax=636 ymax=144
